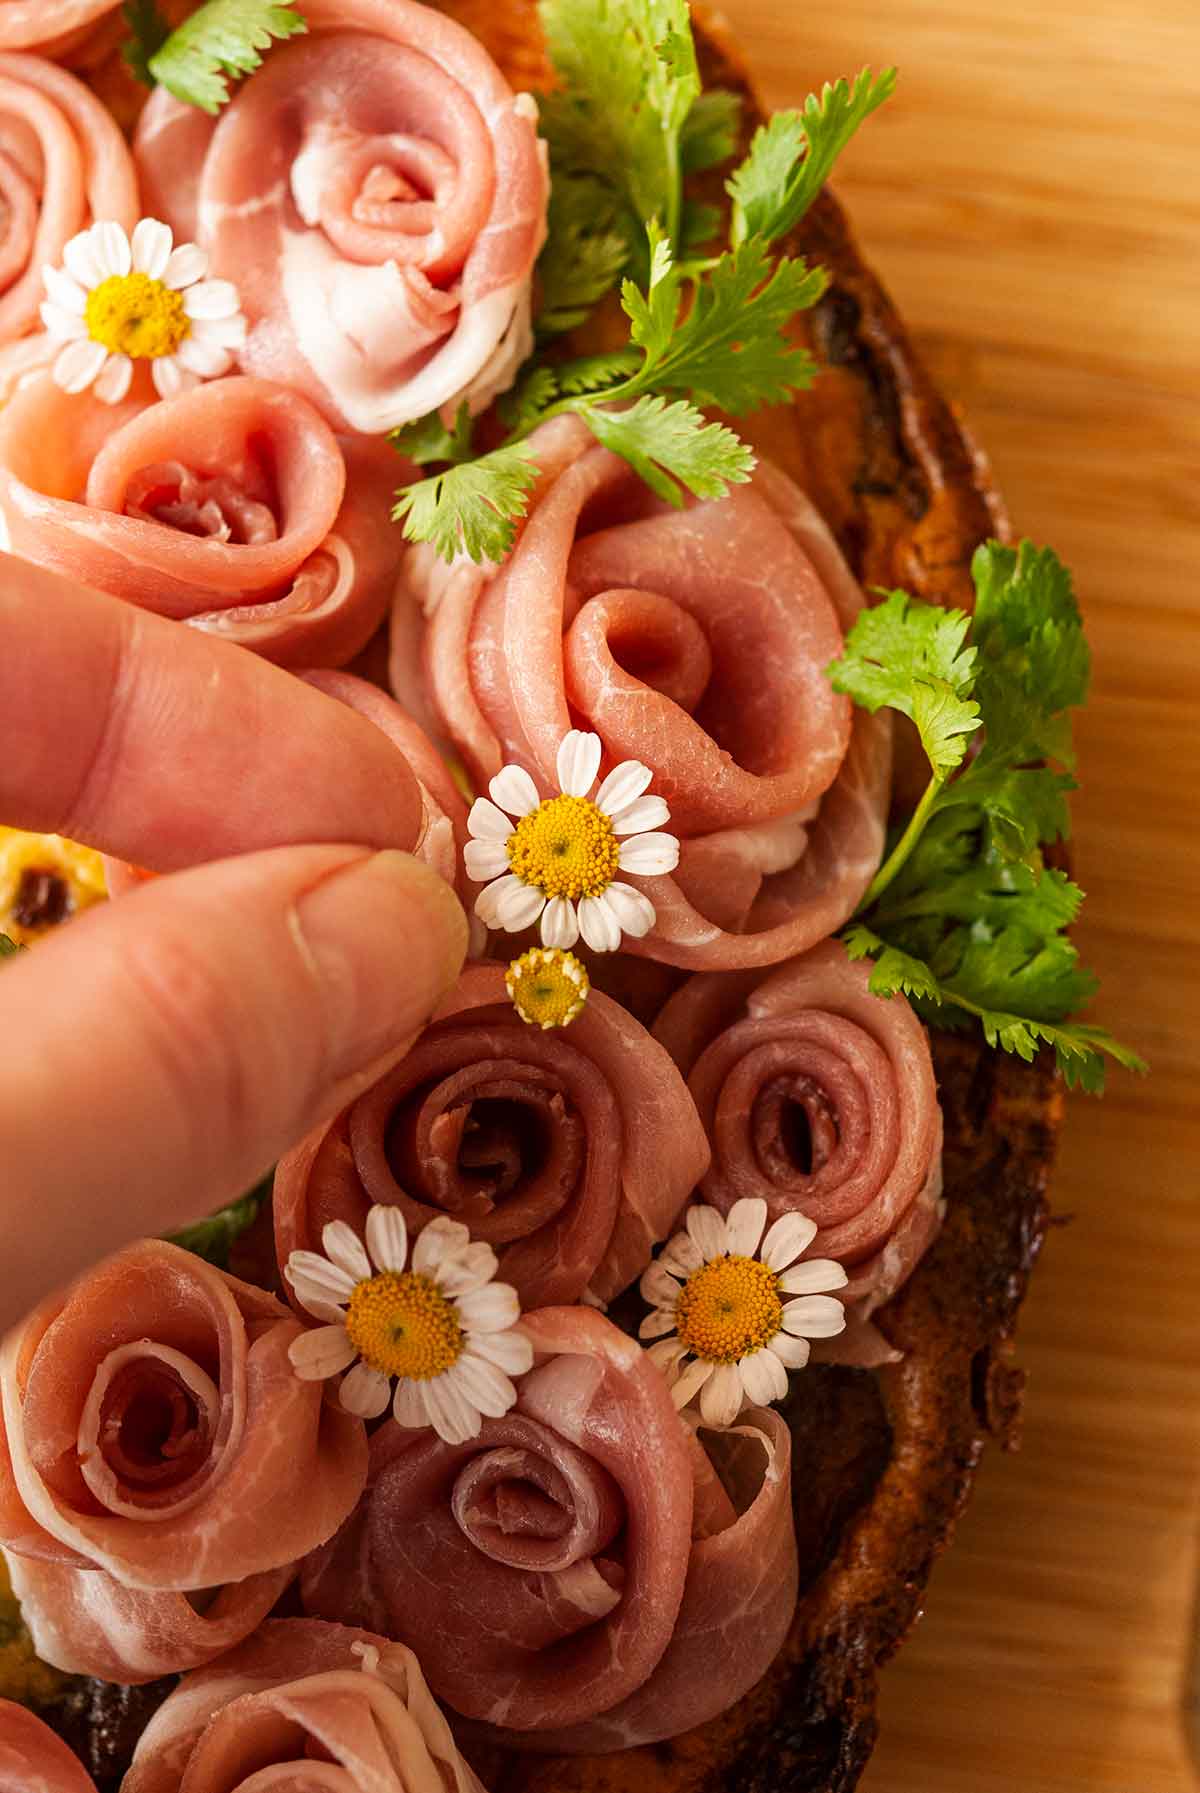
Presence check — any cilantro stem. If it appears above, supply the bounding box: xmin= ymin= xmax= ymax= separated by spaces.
xmin=855 ymin=773 xmax=942 ymax=915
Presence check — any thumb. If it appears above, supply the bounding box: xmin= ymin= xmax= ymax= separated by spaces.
xmin=0 ymin=845 xmax=467 ymax=1325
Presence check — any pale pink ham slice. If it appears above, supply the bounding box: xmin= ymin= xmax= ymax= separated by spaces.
xmin=0 ymin=1240 xmax=366 ymax=1590
xmin=121 ymin=1618 xmax=486 ymax=1793
xmin=0 ymin=373 xmax=401 ymax=666
xmin=654 ymin=939 xmax=945 ymax=1363
xmin=2 ymin=1549 xmax=293 ymax=1683
xmin=133 ymin=0 xmax=547 ymax=435
xmin=0 ymin=1700 xmax=96 ymax=1793
xmin=396 ymin=416 xmax=890 ymax=969
xmin=274 ymin=963 xmax=709 ymax=1310
xmin=0 ymin=51 xmax=137 ymax=344
xmin=301 ymin=1307 xmax=797 ymax=1751
xmin=0 ymin=4 xmax=116 ymax=54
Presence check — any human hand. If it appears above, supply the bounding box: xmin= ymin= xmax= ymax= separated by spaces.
xmin=0 ymin=555 xmax=468 ymax=1328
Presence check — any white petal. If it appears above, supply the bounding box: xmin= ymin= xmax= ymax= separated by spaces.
xmin=686 ymin=1203 xmax=728 ymax=1261
xmin=339 ymin=1362 xmax=392 ymax=1419
xmin=769 ymin=1332 xmax=811 ymax=1370
xmin=451 ymin=1353 xmax=517 ymax=1419
xmin=436 ymin=1241 xmax=499 ymax=1296
xmin=131 ymin=218 xmax=173 ymax=279
xmin=52 ymin=337 xmax=107 ymax=394
xmin=183 ymin=278 xmax=241 ymax=320
xmin=463 ymin=838 xmax=510 ymax=882
xmin=151 ymin=355 xmax=189 ymax=400
xmin=761 ymin=1212 xmax=819 ymax=1270
xmin=600 ymin=881 xmax=655 ymax=938
xmin=365 ymin=1205 xmax=408 ymax=1274
xmin=474 ymin=875 xmax=511 ymax=927
xmin=467 ymin=796 xmax=514 ymax=840
xmin=724 ymin=1197 xmax=769 ymax=1258
xmin=288 ymin=1324 xmax=356 ymax=1380
xmin=423 ymin=1372 xmax=482 ymax=1445
xmin=618 ymin=831 xmax=680 ymax=876
xmin=495 ymin=879 xmax=545 ymax=932
xmin=190 ymin=312 xmax=246 ymax=350
xmin=90 ymin=221 xmax=131 ymax=280
xmin=39 ymin=301 xmax=87 ymax=341
xmin=285 ymin=1249 xmax=356 ymax=1304
xmin=639 ymin=1261 xmax=681 ymax=1307
xmin=610 ymin=795 xmax=671 ymax=836
xmin=741 ymin=1347 xmax=789 ymax=1407
xmin=638 ymin=1308 xmax=677 ymax=1341
xmin=489 ymin=764 xmax=540 ymax=816
xmin=556 ymin=729 xmax=602 ymax=798
xmin=659 ymin=1231 xmax=703 ymax=1278
xmin=412 ymin=1215 xmax=471 ymax=1276
xmin=778 ymin=1258 xmax=849 ymax=1295
xmin=391 ymin=1378 xmax=428 ymax=1429
xmin=781 ymin=1295 xmax=848 ymax=1339
xmin=468 ymin=1326 xmax=533 ymax=1376
xmin=163 ymin=242 xmax=208 ymax=289
xmin=577 ymin=892 xmax=621 ymax=953
xmin=646 ymin=1337 xmax=687 ymax=1380
xmin=175 ymin=333 xmax=232 ymax=378
xmin=699 ymin=1361 xmax=744 ymax=1427
xmin=458 ymin=1282 xmax=521 ymax=1334
xmin=42 ymin=265 xmax=86 ymax=314
xmin=670 ymin=1356 xmax=714 ymax=1410
xmin=539 ymin=896 xmax=579 ymax=949
xmin=321 ymin=1220 xmax=372 ymax=1285
xmin=62 ymin=228 xmax=104 ymax=289
xmin=595 ymin=759 xmax=653 ymax=817
xmin=92 ymin=353 xmax=133 ymax=405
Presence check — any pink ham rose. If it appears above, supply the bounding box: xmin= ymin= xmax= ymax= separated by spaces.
xmin=392 ymin=416 xmax=892 ymax=970
xmin=134 ymin=0 xmax=547 ymax=435
xmin=0 ymin=4 xmax=117 ymax=55
xmin=302 ymin=1307 xmax=797 ymax=1752
xmin=654 ymin=939 xmax=945 ymax=1363
xmin=274 ymin=962 xmax=710 ymax=1311
xmin=0 ymin=373 xmax=404 ymax=666
xmin=0 ymin=1700 xmax=95 ymax=1793
xmin=0 ymin=1240 xmax=367 ymax=1592
xmin=121 ymin=1619 xmax=486 ymax=1793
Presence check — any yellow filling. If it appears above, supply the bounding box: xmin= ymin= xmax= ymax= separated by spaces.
xmin=0 ymin=828 xmax=107 ymax=948
xmin=675 ymin=1255 xmax=784 ymax=1364
xmin=506 ymin=947 xmax=590 ymax=1029
xmin=507 ymin=794 xmax=619 ymax=901
xmin=85 ymin=272 xmax=191 ymax=360
xmin=344 ymin=1271 xmax=464 ymax=1381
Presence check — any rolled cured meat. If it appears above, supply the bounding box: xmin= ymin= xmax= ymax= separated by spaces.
xmin=654 ymin=939 xmax=945 ymax=1359
xmin=0 ymin=4 xmax=117 ymax=56
xmin=0 ymin=1241 xmax=367 ymax=1590
xmin=0 ymin=373 xmax=402 ymax=666
xmin=302 ymin=1307 xmax=797 ymax=1752
xmin=275 ymin=963 xmax=710 ymax=1310
xmin=393 ymin=416 xmax=891 ymax=970
xmin=0 ymin=1700 xmax=95 ymax=1793
xmin=133 ymin=0 xmax=548 ymax=435
xmin=120 ymin=1618 xmax=486 ymax=1793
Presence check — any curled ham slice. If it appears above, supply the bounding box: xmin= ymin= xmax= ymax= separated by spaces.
xmin=0 ymin=373 xmax=403 ymax=666
xmin=654 ymin=939 xmax=945 ymax=1362
xmin=394 ymin=415 xmax=891 ymax=969
xmin=0 ymin=1700 xmax=95 ymax=1793
xmin=121 ymin=1618 xmax=486 ymax=1793
xmin=275 ymin=963 xmax=709 ymax=1309
xmin=301 ymin=1307 xmax=797 ymax=1751
xmin=0 ymin=52 xmax=137 ymax=346
xmin=133 ymin=0 xmax=547 ymax=435
xmin=0 ymin=1240 xmax=366 ymax=1590
xmin=0 ymin=5 xmax=116 ymax=55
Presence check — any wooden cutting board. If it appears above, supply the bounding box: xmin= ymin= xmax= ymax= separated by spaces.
xmin=718 ymin=2 xmax=1200 ymax=1788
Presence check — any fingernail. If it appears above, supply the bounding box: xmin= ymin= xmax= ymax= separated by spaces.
xmin=293 ymin=851 xmax=467 ymax=1083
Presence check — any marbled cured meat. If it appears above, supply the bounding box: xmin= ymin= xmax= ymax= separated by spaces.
xmin=396 ymin=415 xmax=891 ymax=969
xmin=0 ymin=373 xmax=402 ymax=666
xmin=0 ymin=1241 xmax=366 ymax=1590
xmin=133 ymin=0 xmax=547 ymax=435
xmin=0 ymin=4 xmax=116 ymax=55
xmin=0 ymin=1700 xmax=95 ymax=1793
xmin=654 ymin=940 xmax=944 ymax=1362
xmin=301 ymin=1308 xmax=797 ymax=1752
xmin=275 ymin=963 xmax=709 ymax=1309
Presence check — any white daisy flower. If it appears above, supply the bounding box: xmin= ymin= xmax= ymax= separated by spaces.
xmin=285 ymin=1207 xmax=533 ymax=1446
xmin=638 ymin=1198 xmax=849 ymax=1427
xmin=40 ymin=217 xmax=247 ymax=407
xmin=466 ymin=730 xmax=680 ymax=953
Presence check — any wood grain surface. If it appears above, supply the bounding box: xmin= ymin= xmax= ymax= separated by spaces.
xmin=717 ymin=3 xmax=1200 ymax=1788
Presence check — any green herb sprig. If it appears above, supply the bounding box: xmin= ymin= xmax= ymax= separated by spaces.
xmin=165 ymin=1171 xmax=273 ymax=1267
xmin=124 ymin=0 xmax=306 ymax=112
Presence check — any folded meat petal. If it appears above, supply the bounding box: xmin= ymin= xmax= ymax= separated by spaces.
xmin=0 ymin=1700 xmax=96 ymax=1793
xmin=133 ymin=0 xmax=547 ymax=434
xmin=275 ymin=964 xmax=709 ymax=1310
xmin=2 ymin=1549 xmax=293 ymax=1683
xmin=0 ymin=1241 xmax=366 ymax=1590
xmin=0 ymin=5 xmax=118 ymax=57
xmin=0 ymin=373 xmax=400 ymax=666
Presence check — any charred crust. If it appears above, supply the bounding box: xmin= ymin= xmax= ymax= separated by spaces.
xmin=51 ymin=1679 xmax=175 ymax=1793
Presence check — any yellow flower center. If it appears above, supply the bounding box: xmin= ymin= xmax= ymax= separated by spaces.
xmin=344 ymin=1271 xmax=464 ymax=1381
xmin=674 ymin=1255 xmax=784 ymax=1364
xmin=507 ymin=794 xmax=619 ymax=901
xmin=506 ymin=947 xmax=590 ymax=1029
xmin=84 ymin=272 xmax=191 ymax=360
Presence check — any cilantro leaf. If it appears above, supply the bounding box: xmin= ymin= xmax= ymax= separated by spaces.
xmin=536 ymin=174 xmax=631 ymax=338
xmin=969 ymin=540 xmax=1090 ymax=771
xmin=148 ymin=0 xmax=306 ymax=115
xmin=122 ymin=0 xmax=170 ymax=85
xmin=497 ymin=367 xmax=562 ymax=433
xmin=554 ymin=348 xmax=642 ymax=395
xmin=0 ymin=933 xmax=23 ymax=959
xmin=392 ymin=443 xmax=540 ymax=565
xmin=166 ymin=1174 xmax=272 ymax=1268
xmin=828 ymin=589 xmax=981 ymax=777
xmin=390 ymin=403 xmax=475 ymax=469
xmin=680 ymin=89 xmax=742 ymax=174
xmin=729 ymin=67 xmax=897 ymax=247
xmin=579 ymin=395 xmax=754 ymax=505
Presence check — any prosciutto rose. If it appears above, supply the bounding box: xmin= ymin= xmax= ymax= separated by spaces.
xmin=0 ymin=373 xmax=402 ymax=665
xmin=392 ymin=416 xmax=892 ymax=970
xmin=0 ymin=1700 xmax=96 ymax=1793
xmin=121 ymin=1619 xmax=486 ymax=1793
xmin=302 ymin=1307 xmax=797 ymax=1753
xmin=0 ymin=1241 xmax=367 ymax=1590
xmin=134 ymin=0 xmax=547 ymax=435
xmin=0 ymin=4 xmax=117 ymax=56
xmin=654 ymin=940 xmax=944 ymax=1362
xmin=274 ymin=963 xmax=710 ymax=1310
